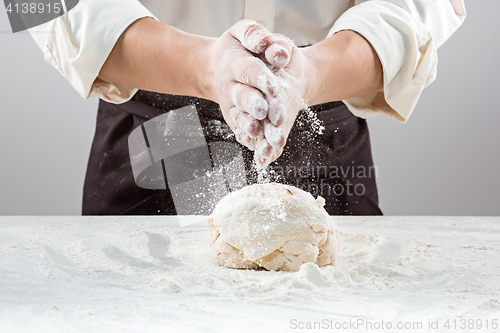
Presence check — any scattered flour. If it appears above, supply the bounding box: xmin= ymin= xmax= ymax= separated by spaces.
xmin=1 ymin=216 xmax=499 ymax=332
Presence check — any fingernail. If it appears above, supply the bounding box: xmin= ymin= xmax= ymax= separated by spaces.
xmin=256 ymin=138 xmax=268 ymax=155
xmin=266 ymin=126 xmax=285 ymax=148
xmin=273 ymin=46 xmax=289 ymax=67
xmin=269 ymin=102 xmax=285 ymax=125
xmin=245 ymin=121 xmax=256 ymax=137
xmin=254 ymin=98 xmax=268 ymax=120
xmin=267 ymin=78 xmax=279 ymax=97
xmin=248 ymin=138 xmax=257 ymax=151
xmin=248 ymin=31 xmax=270 ymax=53
xmin=275 ymin=103 xmax=286 ymax=125
xmin=271 ymin=132 xmax=284 ymax=148
xmin=255 ymin=155 xmax=266 ymax=168
xmin=274 ymin=55 xmax=288 ymax=67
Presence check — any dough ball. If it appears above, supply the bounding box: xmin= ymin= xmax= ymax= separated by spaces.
xmin=208 ymin=183 xmax=340 ymax=271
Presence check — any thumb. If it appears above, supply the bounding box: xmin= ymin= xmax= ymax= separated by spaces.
xmin=229 ymin=19 xmax=274 ymax=54
xmin=264 ymin=34 xmax=295 ymax=68
xmin=229 ymin=20 xmax=295 ymax=69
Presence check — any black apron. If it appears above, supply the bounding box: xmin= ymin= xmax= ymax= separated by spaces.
xmin=83 ymin=90 xmax=383 ymax=216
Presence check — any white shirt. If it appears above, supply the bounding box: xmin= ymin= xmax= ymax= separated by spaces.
xmin=29 ymin=0 xmax=466 ymax=122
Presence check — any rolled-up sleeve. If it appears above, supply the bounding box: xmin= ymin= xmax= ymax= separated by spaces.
xmin=28 ymin=0 xmax=155 ymax=104
xmin=328 ymin=0 xmax=466 ymax=122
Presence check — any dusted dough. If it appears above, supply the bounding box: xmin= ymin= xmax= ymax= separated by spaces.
xmin=208 ymin=183 xmax=340 ymax=271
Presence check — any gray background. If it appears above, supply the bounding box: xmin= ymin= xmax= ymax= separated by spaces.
xmin=0 ymin=2 xmax=498 ymax=216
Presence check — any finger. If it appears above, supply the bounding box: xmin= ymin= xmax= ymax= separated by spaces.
xmin=237 ymin=111 xmax=263 ymax=138
xmin=267 ymin=96 xmax=286 ymax=126
xmin=265 ymin=34 xmax=295 ymax=68
xmin=230 ymin=106 xmax=263 ymax=138
xmin=229 ymin=19 xmax=274 ymax=54
xmin=230 ymin=107 xmax=261 ymax=149
xmin=222 ymin=106 xmax=239 ymax=133
xmin=231 ymin=56 xmax=282 ymax=98
xmin=257 ymin=137 xmax=273 ymax=158
xmin=235 ymin=128 xmax=258 ymax=151
xmin=254 ymin=139 xmax=283 ymax=167
xmin=230 ymin=106 xmax=241 ymax=129
xmin=244 ymin=136 xmax=258 ymax=151
xmin=245 ymin=118 xmax=264 ymax=139
xmin=255 ymin=139 xmax=273 ymax=167
xmin=233 ymin=127 xmax=244 ymax=145
xmin=231 ymin=84 xmax=268 ymax=120
xmin=230 ymin=108 xmax=246 ymax=145
xmin=264 ymin=119 xmax=286 ymax=149
xmin=269 ymin=147 xmax=284 ymax=163
xmin=254 ymin=153 xmax=268 ymax=168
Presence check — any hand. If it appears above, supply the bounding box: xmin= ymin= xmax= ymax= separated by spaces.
xmin=234 ymin=31 xmax=384 ymax=168
xmin=208 ymin=23 xmax=382 ymax=168
xmin=252 ymin=37 xmax=316 ymax=167
xmin=99 ymin=17 xmax=382 ymax=160
xmin=207 ymin=20 xmax=293 ymax=150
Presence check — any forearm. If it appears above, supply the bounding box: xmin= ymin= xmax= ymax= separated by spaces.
xmin=99 ymin=17 xmax=215 ymax=100
xmin=303 ymin=30 xmax=383 ymax=106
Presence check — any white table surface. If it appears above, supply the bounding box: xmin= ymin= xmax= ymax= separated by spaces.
xmin=0 ymin=216 xmax=499 ymax=333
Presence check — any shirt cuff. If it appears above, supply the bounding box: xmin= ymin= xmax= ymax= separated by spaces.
xmin=29 ymin=0 xmax=155 ymax=104
xmin=328 ymin=1 xmax=448 ymax=122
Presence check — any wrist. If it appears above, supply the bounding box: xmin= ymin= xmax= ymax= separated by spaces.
xmin=299 ymin=47 xmax=323 ymax=107
xmin=190 ymin=37 xmax=217 ymax=102
xmin=155 ymin=27 xmax=217 ymax=100
xmin=303 ymin=30 xmax=383 ymax=106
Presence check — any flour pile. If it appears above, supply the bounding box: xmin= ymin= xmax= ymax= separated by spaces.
xmin=1 ymin=216 xmax=499 ymax=332
xmin=208 ymin=183 xmax=340 ymax=271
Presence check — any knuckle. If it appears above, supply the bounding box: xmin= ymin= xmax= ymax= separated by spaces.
xmin=239 ymin=19 xmax=257 ymax=26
